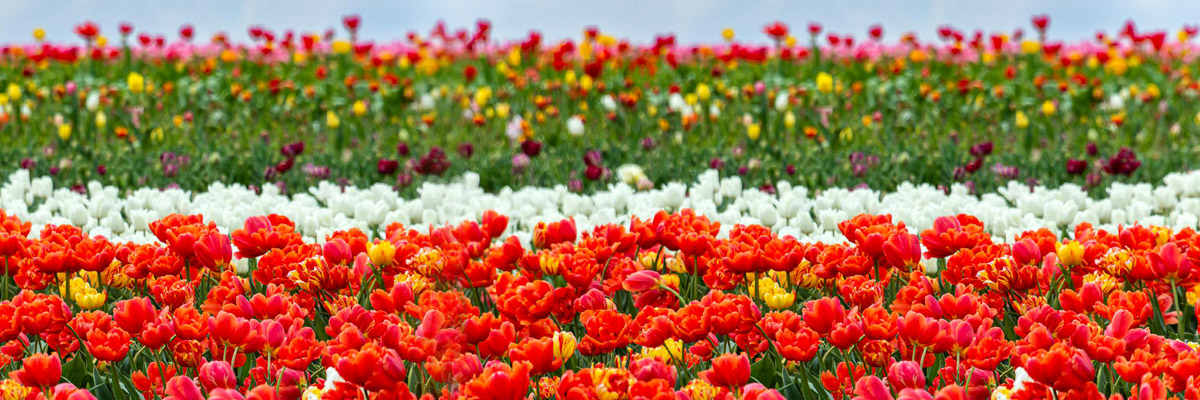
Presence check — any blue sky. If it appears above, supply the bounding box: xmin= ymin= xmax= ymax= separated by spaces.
xmin=2 ymin=0 xmax=1196 ymax=44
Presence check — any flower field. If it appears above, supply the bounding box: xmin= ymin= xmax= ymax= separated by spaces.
xmin=3 ymin=13 xmax=1200 ymax=400
xmin=0 ymin=17 xmax=1198 ymax=194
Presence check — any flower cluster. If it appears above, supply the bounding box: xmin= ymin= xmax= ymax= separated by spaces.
xmin=0 ymin=16 xmax=1197 ymax=194
xmin=1 ymin=206 xmax=1200 ymax=399
xmin=6 ymin=168 xmax=1200 ymax=250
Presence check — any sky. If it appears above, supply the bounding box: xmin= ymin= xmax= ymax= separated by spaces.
xmin=1 ymin=0 xmax=1196 ymax=45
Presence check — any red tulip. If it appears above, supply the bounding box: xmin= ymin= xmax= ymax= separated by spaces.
xmin=802 ymin=297 xmax=846 ymax=336
xmin=1032 ymin=15 xmax=1050 ymax=32
xmin=868 ymin=24 xmax=884 ymax=40
xmin=701 ymin=353 xmax=751 ymax=389
xmin=162 ymin=376 xmax=204 ymax=400
xmin=114 ymin=297 xmax=157 ymax=334
xmin=322 ymin=238 xmax=353 ymax=266
xmin=742 ymin=383 xmax=787 ymax=400
xmin=86 ymin=328 xmax=131 ymax=362
xmin=1011 ymin=238 xmax=1041 ymax=266
xmin=883 ymin=232 xmax=922 ymax=270
xmin=532 ymin=218 xmax=576 ymax=248
xmin=15 ymin=353 xmax=62 ymax=388
xmin=808 ymin=22 xmax=823 ymax=36
xmin=231 ymin=215 xmax=298 ymax=258
xmin=509 ymin=337 xmax=562 ymax=376
xmin=853 ymin=376 xmax=894 ymax=400
xmin=343 ymin=15 xmax=362 ymax=32
xmin=623 ymin=270 xmax=662 ymax=292
xmin=462 ymin=361 xmax=532 ymax=400
xmin=1149 ymin=242 xmax=1192 ymax=282
xmin=75 ymin=22 xmax=100 ymax=41
xmin=198 ymin=361 xmax=237 ymax=393
xmin=764 ymin=21 xmax=789 ymax=41
xmin=481 ymin=210 xmax=509 ymax=239
xmin=888 ymin=361 xmax=927 ymax=391
xmin=194 ymin=232 xmax=232 ymax=270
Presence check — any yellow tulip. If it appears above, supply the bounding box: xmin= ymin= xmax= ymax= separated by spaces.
xmin=369 ymin=241 xmax=396 ymax=267
xmin=127 ymin=72 xmax=145 ymax=94
xmin=75 ymin=290 xmax=107 ymax=310
xmin=746 ymin=123 xmax=761 ymax=141
xmin=33 ymin=28 xmax=45 ymax=42
xmin=816 ymin=72 xmax=833 ymax=94
xmin=95 ymin=112 xmax=107 ymax=129
xmin=1056 ymin=241 xmax=1085 ymax=266
xmin=1041 ymin=100 xmax=1056 ymax=116
xmin=474 ymin=87 xmax=492 ymax=106
xmin=331 ymin=40 xmax=352 ymax=54
xmin=1105 ymin=57 xmax=1128 ymax=76
xmin=352 ymin=100 xmax=367 ymax=117
xmin=695 ymin=83 xmax=711 ymax=102
xmin=57 ymin=124 xmax=71 ymax=140
xmin=1015 ymin=111 xmax=1029 ymax=129
xmin=326 ymin=111 xmax=341 ymax=129
xmin=552 ymin=331 xmax=577 ymax=361
xmin=1021 ymin=40 xmax=1041 ymax=55
xmin=721 ymin=28 xmax=735 ymax=41
xmin=6 ymin=84 xmax=21 ymax=101
xmin=764 ymin=291 xmax=796 ymax=310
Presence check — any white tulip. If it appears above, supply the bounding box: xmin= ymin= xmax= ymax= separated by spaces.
xmin=566 ymin=116 xmax=585 ymax=136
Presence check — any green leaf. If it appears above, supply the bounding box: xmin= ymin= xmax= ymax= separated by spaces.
xmin=750 ymin=356 xmax=781 ymax=388
xmin=88 ymin=382 xmax=115 ymax=400
xmin=61 ymin=356 xmax=89 ymax=386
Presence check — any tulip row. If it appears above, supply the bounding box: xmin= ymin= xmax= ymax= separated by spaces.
xmin=1 ymin=17 xmax=1198 ymax=195
xmin=2 ymin=205 xmax=1200 ymax=399
xmin=5 ymin=167 xmax=1200 ymax=249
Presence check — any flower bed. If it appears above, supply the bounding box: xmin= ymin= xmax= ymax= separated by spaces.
xmin=0 ymin=17 xmax=1195 ymax=195
xmin=5 ymin=168 xmax=1200 ymax=248
xmin=0 ymin=207 xmax=1198 ymax=399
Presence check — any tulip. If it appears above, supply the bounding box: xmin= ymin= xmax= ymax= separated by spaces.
xmin=114 ymin=297 xmax=157 ymax=334
xmin=700 ymin=353 xmax=750 ymax=389
xmin=623 ymin=270 xmax=662 ymax=292
xmin=194 ymin=232 xmax=232 ymax=270
xmin=566 ymin=116 xmax=585 ymax=136
xmin=195 ymin=362 xmax=236 ymax=394
xmin=552 ymin=331 xmax=577 ymax=361
xmin=368 ymin=240 xmax=396 ymax=267
xmin=816 ymin=72 xmax=833 ymax=93
xmin=15 ymin=353 xmax=62 ymax=388
xmin=127 ymin=72 xmax=145 ymax=94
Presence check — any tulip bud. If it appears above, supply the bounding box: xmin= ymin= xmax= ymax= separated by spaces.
xmin=552 ymin=331 xmax=577 ymax=361
xmin=623 ymin=270 xmax=662 ymax=292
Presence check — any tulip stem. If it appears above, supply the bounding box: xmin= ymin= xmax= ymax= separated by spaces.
xmin=109 ymin=365 xmax=125 ymax=400
xmin=660 ymin=285 xmax=687 ymax=308
xmin=2 ymin=258 xmax=8 ymax=300
xmin=153 ymin=349 xmax=168 ymax=400
xmin=798 ymin=362 xmax=813 ymax=398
